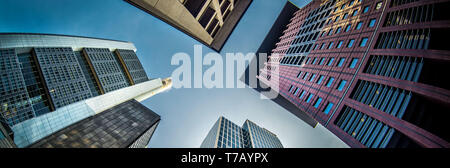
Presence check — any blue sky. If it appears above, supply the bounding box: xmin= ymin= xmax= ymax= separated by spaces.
xmin=0 ymin=0 xmax=348 ymax=148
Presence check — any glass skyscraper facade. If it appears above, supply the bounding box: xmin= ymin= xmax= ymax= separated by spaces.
xmin=0 ymin=33 xmax=171 ymax=148
xmin=30 ymin=99 xmax=160 ymax=148
xmin=200 ymin=116 xmax=283 ymax=148
xmin=250 ymin=0 xmax=450 ymax=148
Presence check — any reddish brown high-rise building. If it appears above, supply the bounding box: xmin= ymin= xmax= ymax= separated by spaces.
xmin=247 ymin=0 xmax=450 ymax=148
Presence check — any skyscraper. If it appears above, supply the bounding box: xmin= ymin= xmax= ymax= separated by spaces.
xmin=200 ymin=116 xmax=283 ymax=148
xmin=29 ymin=99 xmax=161 ymax=148
xmin=244 ymin=0 xmax=450 ymax=148
xmin=0 ymin=33 xmax=171 ymax=148
xmin=124 ymin=0 xmax=252 ymax=52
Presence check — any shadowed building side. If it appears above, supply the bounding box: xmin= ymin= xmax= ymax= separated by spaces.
xmin=124 ymin=0 xmax=253 ymax=52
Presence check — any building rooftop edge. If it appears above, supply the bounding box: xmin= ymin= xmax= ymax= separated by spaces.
xmin=0 ymin=32 xmax=132 ymax=44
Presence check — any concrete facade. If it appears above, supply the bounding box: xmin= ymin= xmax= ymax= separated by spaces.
xmin=125 ymin=0 xmax=252 ymax=52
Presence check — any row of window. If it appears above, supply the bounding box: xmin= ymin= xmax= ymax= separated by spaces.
xmin=35 ymin=47 xmax=72 ymax=53
xmin=389 ymin=0 xmax=419 ymax=7
xmin=315 ymin=37 xmax=369 ymax=51
xmin=301 ymin=10 xmax=331 ymax=30
xmin=385 ymin=1 xmax=450 ymax=27
xmin=330 ymin=1 xmax=382 ymax=24
xmin=306 ymin=0 xmax=335 ymax=19
xmin=375 ymin=28 xmax=430 ymax=50
xmin=322 ymin=18 xmax=376 ymax=38
xmin=350 ymin=80 xmax=412 ymax=119
xmin=292 ymin=31 xmax=320 ymax=46
xmin=287 ymin=84 xmax=335 ymax=115
xmin=295 ymin=71 xmax=348 ymax=91
xmin=363 ymin=55 xmax=423 ymax=82
xmin=334 ymin=105 xmax=396 ymax=148
xmin=286 ymin=43 xmax=314 ymax=55
xmin=384 ymin=3 xmax=433 ymax=27
xmin=281 ymin=54 xmax=360 ymax=71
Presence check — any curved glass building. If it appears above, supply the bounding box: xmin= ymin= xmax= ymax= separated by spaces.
xmin=0 ymin=33 xmax=171 ymax=148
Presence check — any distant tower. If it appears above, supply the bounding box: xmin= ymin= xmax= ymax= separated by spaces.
xmin=201 ymin=116 xmax=283 ymax=148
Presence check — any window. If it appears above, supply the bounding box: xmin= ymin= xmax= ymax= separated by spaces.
xmin=335 ymin=27 xmax=342 ymax=34
xmin=352 ymin=10 xmax=358 ymax=17
xmin=317 ymin=75 xmax=325 ymax=84
xmin=349 ymin=0 xmax=355 ymax=6
xmin=356 ymin=22 xmax=363 ymax=30
xmin=349 ymin=58 xmax=358 ymax=68
xmin=294 ymin=88 xmax=300 ymax=95
xmin=347 ymin=39 xmax=355 ymax=48
xmin=368 ymin=19 xmax=376 ymax=27
xmin=326 ymin=77 xmax=334 ymax=87
xmin=343 ymin=13 xmax=348 ymax=19
xmin=314 ymin=98 xmax=323 ymax=108
xmin=360 ymin=37 xmax=369 ymax=47
xmin=309 ymin=74 xmax=317 ymax=82
xmin=323 ymin=102 xmax=334 ymax=114
xmin=363 ymin=6 xmax=370 ymax=13
xmin=375 ymin=2 xmax=383 ymax=10
xmin=328 ymin=29 xmax=334 ymax=36
xmin=334 ymin=16 xmax=340 ymax=22
xmin=337 ymin=80 xmax=347 ymax=91
xmin=327 ymin=58 xmax=335 ymax=66
xmin=328 ymin=42 xmax=334 ymax=49
xmin=337 ymin=58 xmax=345 ymax=67
xmin=306 ymin=94 xmax=314 ymax=103
xmin=303 ymin=72 xmax=310 ymax=80
xmin=319 ymin=58 xmax=326 ymax=65
xmin=299 ymin=90 xmax=306 ymax=99
xmin=320 ymin=43 xmax=325 ymax=49
xmin=337 ymin=40 xmax=344 ymax=48
xmin=314 ymin=44 xmax=319 ymax=50
xmin=297 ymin=71 xmax=303 ymax=78
xmin=341 ymin=4 xmax=345 ymax=10
xmin=345 ymin=25 xmax=351 ymax=32
xmin=288 ymin=85 xmax=294 ymax=92
xmin=312 ymin=58 xmax=317 ymax=64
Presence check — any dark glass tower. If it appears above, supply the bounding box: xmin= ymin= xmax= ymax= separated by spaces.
xmin=30 ymin=99 xmax=160 ymax=148
xmin=245 ymin=0 xmax=450 ymax=148
xmin=0 ymin=33 xmax=170 ymax=148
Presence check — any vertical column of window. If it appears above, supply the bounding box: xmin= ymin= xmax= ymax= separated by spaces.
xmin=399 ymin=56 xmax=411 ymax=80
xmin=384 ymin=87 xmax=402 ymax=115
xmin=372 ymin=83 xmax=389 ymax=111
xmin=375 ymin=32 xmax=384 ymax=49
xmin=364 ymin=56 xmax=376 ymax=74
xmin=350 ymin=80 xmax=414 ymax=121
xmin=386 ymin=31 xmax=396 ymax=49
xmin=394 ymin=31 xmax=403 ymax=49
xmin=381 ymin=56 xmax=394 ymax=77
xmin=361 ymin=82 xmax=379 ymax=107
xmin=387 ymin=56 xmax=400 ymax=78
xmin=346 ymin=111 xmax=364 ymax=137
xmin=384 ymin=12 xmax=392 ymax=27
xmin=353 ymin=81 xmax=367 ymax=102
xmin=334 ymin=106 xmax=397 ymax=148
xmin=336 ymin=107 xmax=354 ymax=131
xmin=374 ymin=56 xmax=386 ymax=75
